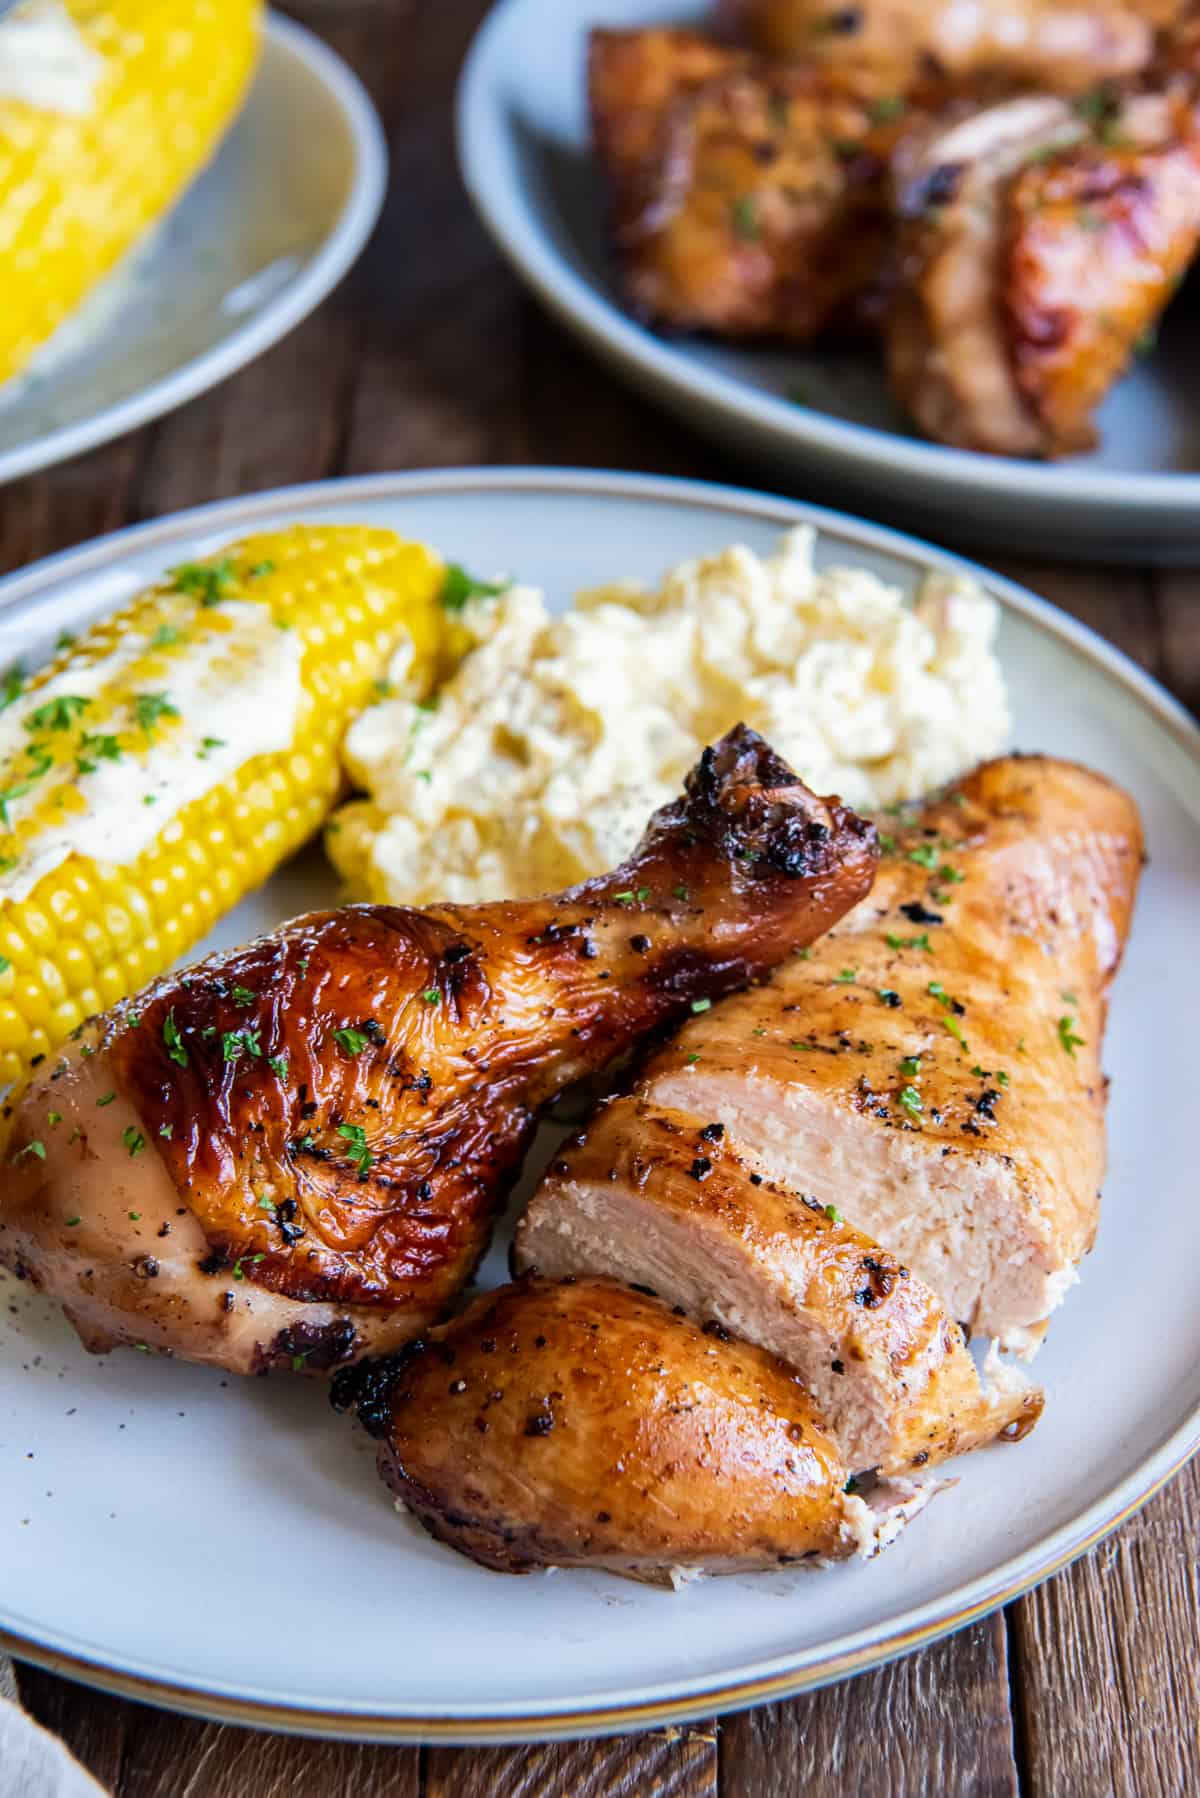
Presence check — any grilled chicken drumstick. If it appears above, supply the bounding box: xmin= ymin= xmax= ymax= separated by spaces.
xmin=1 ymin=726 xmax=878 ymax=1376
xmin=886 ymin=85 xmax=1200 ymax=456
xmin=719 ymin=0 xmax=1174 ymax=97
xmin=331 ymin=1277 xmax=937 ymax=1581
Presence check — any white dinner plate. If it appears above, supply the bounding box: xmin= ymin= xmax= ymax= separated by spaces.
xmin=0 ymin=13 xmax=386 ymax=486
xmin=0 ymin=469 xmax=1197 ymax=1742
xmin=457 ymin=0 xmax=1200 ymax=563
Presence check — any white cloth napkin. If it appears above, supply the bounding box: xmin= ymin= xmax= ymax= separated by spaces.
xmin=0 ymin=1659 xmax=110 ymax=1798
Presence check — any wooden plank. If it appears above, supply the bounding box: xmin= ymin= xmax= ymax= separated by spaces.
xmin=426 ymin=1722 xmax=719 ymax=1798
xmin=988 ymin=560 xmax=1160 ymax=675
xmin=1153 ymin=567 xmax=1200 ymax=718
xmin=720 ymin=1618 xmax=1018 ymax=1798
xmin=1010 ymin=1459 xmax=1200 ymax=1798
xmin=15 ymin=1664 xmax=131 ymax=1791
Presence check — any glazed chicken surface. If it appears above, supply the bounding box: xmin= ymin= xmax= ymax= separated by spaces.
xmin=719 ymin=0 xmax=1175 ymax=97
xmin=637 ymin=756 xmax=1142 ymax=1352
xmin=331 ymin=1276 xmax=938 ymax=1581
xmin=590 ymin=27 xmax=912 ymax=339
xmin=886 ymin=81 xmax=1200 ymax=456
xmin=517 ymin=1096 xmax=1042 ymax=1476
xmin=1 ymin=727 xmax=878 ymax=1376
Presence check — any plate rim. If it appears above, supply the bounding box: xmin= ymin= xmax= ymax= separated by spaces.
xmin=1 ymin=464 xmax=1198 ymax=1743
xmin=0 ymin=11 xmax=388 ymax=487
xmin=455 ymin=0 xmax=1200 ymax=516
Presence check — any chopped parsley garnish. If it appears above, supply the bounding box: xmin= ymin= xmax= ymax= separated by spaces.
xmin=133 ymin=692 xmax=180 ymax=737
xmin=150 ymin=624 xmax=182 ymax=649
xmin=421 ymin=988 xmax=441 ymax=1006
xmin=877 ymin=988 xmax=901 ymax=1007
xmin=943 ymin=1015 xmax=969 ymax=1050
xmin=898 ymin=1085 xmax=923 ymax=1119
xmin=1057 ymin=1015 xmax=1085 ymax=1057
xmin=824 ymin=1204 xmax=843 ymax=1223
xmin=334 ymin=1027 xmax=370 ymax=1056
xmin=65 ymin=1216 xmax=81 ymax=1227
xmin=886 ymin=932 xmax=931 ymax=952
xmin=877 ymin=834 xmax=897 ymax=855
xmin=198 ymin=736 xmax=226 ymax=759
xmin=0 ymin=667 xmax=23 ymax=712
xmin=673 ymin=885 xmax=689 ymax=901
xmin=291 ymin=1353 xmax=308 ymax=1372
xmin=867 ymin=94 xmax=906 ymax=124
xmin=122 ymin=1127 xmax=146 ymax=1159
xmin=690 ymin=998 xmax=712 ymax=1014
xmin=1061 ymin=989 xmax=1078 ymax=1005
xmin=907 ymin=843 xmax=939 ymax=870
xmin=231 ymin=985 xmax=256 ymax=1007
xmin=440 ymin=564 xmax=507 ymax=612
xmin=13 ymin=1139 xmax=45 ymax=1162
xmin=248 ymin=560 xmax=275 ymax=579
xmin=996 ymin=1070 xmax=1010 ymax=1087
xmin=685 ymin=1051 xmax=701 ymax=1064
xmin=162 ymin=1008 xmax=188 ymax=1067
xmin=337 ymin=1122 xmax=373 ymax=1179
xmin=172 ymin=556 xmax=237 ymax=607
xmin=731 ymin=194 xmax=760 ymax=240
xmin=0 ymin=955 xmax=9 ymax=976
xmin=75 ymin=732 xmax=123 ymax=775
xmin=47 ymin=1110 xmax=62 ymax=1127
xmin=159 ymin=1123 xmax=173 ymax=1139
xmin=128 ymin=1210 xmax=141 ymax=1221
xmin=614 ymin=889 xmax=650 ymax=907
xmin=900 ymin=1055 xmax=922 ymax=1078
xmin=26 ymin=694 xmax=90 ymax=733
xmin=96 ymin=1092 xmax=115 ymax=1106
xmin=268 ymin=1055 xmax=289 ymax=1079
xmin=222 ymin=1028 xmax=262 ymax=1062
xmin=834 ymin=968 xmax=857 ymax=984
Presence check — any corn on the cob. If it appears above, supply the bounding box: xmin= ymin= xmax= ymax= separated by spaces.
xmin=0 ymin=0 xmax=262 ymax=387
xmin=0 ymin=526 xmax=446 ymax=1089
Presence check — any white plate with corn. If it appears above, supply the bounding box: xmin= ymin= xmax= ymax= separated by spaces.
xmin=0 ymin=469 xmax=1198 ymax=1740
xmin=0 ymin=4 xmax=385 ymax=484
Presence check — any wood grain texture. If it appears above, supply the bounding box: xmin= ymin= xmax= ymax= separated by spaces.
xmin=720 ymin=1620 xmax=1018 ymax=1798
xmin=3 ymin=3 xmax=1199 ymax=1796
xmin=426 ymin=1725 xmax=719 ymax=1798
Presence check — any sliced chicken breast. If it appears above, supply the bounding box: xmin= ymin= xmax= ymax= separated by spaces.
xmin=517 ymin=1097 xmax=1041 ymax=1475
xmin=331 ymin=1277 xmax=938 ymax=1582
xmin=637 ymin=757 xmax=1142 ymax=1351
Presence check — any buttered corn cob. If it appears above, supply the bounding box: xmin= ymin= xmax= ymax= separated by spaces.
xmin=0 ymin=526 xmax=446 ymax=1089
xmin=0 ymin=0 xmax=262 ymax=386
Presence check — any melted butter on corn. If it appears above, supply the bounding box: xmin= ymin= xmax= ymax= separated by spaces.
xmin=0 ymin=1 xmax=104 ymax=116
xmin=0 ymin=525 xmax=446 ymax=1090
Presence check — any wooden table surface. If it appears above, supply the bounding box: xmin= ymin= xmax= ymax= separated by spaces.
xmin=6 ymin=3 xmax=1200 ymax=1793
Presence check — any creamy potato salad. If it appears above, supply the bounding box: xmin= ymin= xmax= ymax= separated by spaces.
xmin=328 ymin=529 xmax=1010 ymax=905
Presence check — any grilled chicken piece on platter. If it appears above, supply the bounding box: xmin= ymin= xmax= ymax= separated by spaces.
xmin=886 ymin=84 xmax=1200 ymax=456
xmin=332 ymin=1277 xmax=939 ymax=1581
xmin=718 ymin=0 xmax=1173 ymax=98
xmin=1 ymin=727 xmax=877 ymax=1376
xmin=518 ymin=1096 xmax=1042 ymax=1476
xmin=590 ymin=26 xmax=913 ymax=340
xmin=635 ymin=756 xmax=1141 ymax=1353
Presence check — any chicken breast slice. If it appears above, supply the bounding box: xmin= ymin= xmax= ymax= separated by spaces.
xmin=517 ymin=1097 xmax=1041 ymax=1475
xmin=637 ymin=756 xmax=1142 ymax=1351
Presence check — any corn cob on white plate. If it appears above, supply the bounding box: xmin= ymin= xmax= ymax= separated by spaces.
xmin=0 ymin=470 xmax=1199 ymax=1742
xmin=0 ymin=13 xmax=386 ymax=484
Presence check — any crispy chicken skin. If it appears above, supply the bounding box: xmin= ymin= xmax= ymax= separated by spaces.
xmin=886 ymin=86 xmax=1200 ymax=455
xmin=718 ymin=0 xmax=1171 ymax=96
xmin=331 ymin=1277 xmax=937 ymax=1581
xmin=589 ymin=27 xmax=907 ymax=339
xmin=517 ymin=1098 xmax=1041 ymax=1475
xmin=1 ymin=727 xmax=878 ymax=1375
xmin=639 ymin=757 xmax=1142 ymax=1351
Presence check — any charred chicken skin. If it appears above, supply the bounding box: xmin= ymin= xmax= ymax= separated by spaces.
xmin=517 ymin=1097 xmax=1042 ymax=1476
xmin=331 ymin=1276 xmax=938 ymax=1581
xmin=638 ymin=756 xmax=1142 ymax=1351
xmin=1 ymin=727 xmax=878 ymax=1376
xmin=886 ymin=83 xmax=1200 ymax=456
xmin=590 ymin=27 xmax=912 ymax=340
xmin=718 ymin=0 xmax=1174 ymax=97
